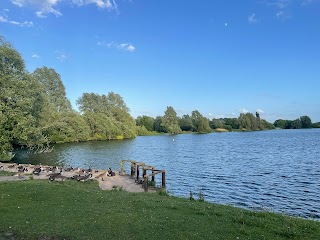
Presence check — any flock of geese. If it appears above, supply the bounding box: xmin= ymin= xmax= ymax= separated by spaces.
xmin=0 ymin=163 xmax=115 ymax=182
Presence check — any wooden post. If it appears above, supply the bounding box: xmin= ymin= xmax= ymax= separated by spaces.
xmin=151 ymin=167 xmax=155 ymax=183
xmin=136 ymin=164 xmax=140 ymax=182
xmin=162 ymin=170 xmax=166 ymax=189
xmin=143 ymin=168 xmax=146 ymax=178
xmin=130 ymin=161 xmax=135 ymax=177
xmin=144 ymin=175 xmax=148 ymax=192
xmin=120 ymin=160 xmax=124 ymax=175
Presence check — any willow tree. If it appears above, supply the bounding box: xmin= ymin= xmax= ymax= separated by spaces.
xmin=161 ymin=106 xmax=181 ymax=134
xmin=32 ymin=67 xmax=72 ymax=113
xmin=0 ymin=37 xmax=46 ymax=160
xmin=77 ymin=92 xmax=136 ymax=140
xmin=191 ymin=110 xmax=211 ymax=133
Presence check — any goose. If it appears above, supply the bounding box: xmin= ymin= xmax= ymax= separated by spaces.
xmin=107 ymin=168 xmax=116 ymax=177
xmin=77 ymin=174 xmax=92 ymax=182
xmin=33 ymin=167 xmax=41 ymax=175
xmin=0 ymin=166 xmax=4 ymax=170
xmin=18 ymin=167 xmax=28 ymax=173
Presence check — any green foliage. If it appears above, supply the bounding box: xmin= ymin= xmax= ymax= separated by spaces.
xmin=189 ymin=191 xmax=194 ymax=201
xmin=32 ymin=67 xmax=72 ymax=113
xmin=153 ymin=116 xmax=164 ymax=132
xmin=136 ymin=115 xmax=155 ymax=131
xmin=136 ymin=125 xmax=155 ymax=136
xmin=1 ymin=180 xmax=319 ymax=240
xmin=0 ymin=37 xmax=46 ymax=160
xmin=312 ymin=122 xmax=320 ymax=128
xmin=77 ymin=92 xmax=136 ymax=140
xmin=209 ymin=118 xmax=224 ymax=129
xmin=274 ymin=119 xmax=291 ymax=129
xmin=191 ymin=110 xmax=212 ymax=133
xmin=274 ymin=116 xmax=314 ymax=129
xmin=238 ymin=113 xmax=257 ymax=130
xmin=224 ymin=118 xmax=239 ymax=129
xmin=179 ymin=114 xmax=194 ymax=131
xmin=300 ymin=115 xmax=312 ymax=128
xmin=198 ymin=190 xmax=205 ymax=202
xmin=161 ymin=106 xmax=181 ymax=134
xmin=291 ymin=118 xmax=302 ymax=129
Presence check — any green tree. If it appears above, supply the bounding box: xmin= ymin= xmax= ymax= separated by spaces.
xmin=136 ymin=115 xmax=155 ymax=132
xmin=224 ymin=118 xmax=239 ymax=130
xmin=33 ymin=67 xmax=71 ymax=112
xmin=209 ymin=119 xmax=224 ymax=129
xmin=179 ymin=114 xmax=193 ymax=131
xmin=154 ymin=116 xmax=164 ymax=133
xmin=0 ymin=37 xmax=46 ymax=160
xmin=161 ymin=106 xmax=181 ymax=134
xmin=191 ymin=110 xmax=211 ymax=133
xmin=300 ymin=115 xmax=312 ymax=128
xmin=77 ymin=92 xmax=136 ymax=140
xmin=312 ymin=122 xmax=320 ymax=128
xmin=291 ymin=118 xmax=302 ymax=129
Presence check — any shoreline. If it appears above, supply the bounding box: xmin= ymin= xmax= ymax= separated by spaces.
xmin=0 ymin=162 xmax=150 ymax=192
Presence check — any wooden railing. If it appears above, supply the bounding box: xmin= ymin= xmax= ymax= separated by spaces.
xmin=119 ymin=160 xmax=166 ymax=192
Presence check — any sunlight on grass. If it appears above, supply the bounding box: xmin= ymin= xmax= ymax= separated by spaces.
xmin=0 ymin=180 xmax=319 ymax=240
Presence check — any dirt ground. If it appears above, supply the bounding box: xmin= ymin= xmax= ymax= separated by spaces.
xmin=0 ymin=163 xmax=150 ymax=193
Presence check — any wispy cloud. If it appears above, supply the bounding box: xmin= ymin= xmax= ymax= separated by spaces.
xmin=0 ymin=15 xmax=33 ymax=27
xmin=55 ymin=50 xmax=70 ymax=62
xmin=31 ymin=53 xmax=40 ymax=58
xmin=72 ymin=0 xmax=118 ymax=11
xmin=11 ymin=0 xmax=62 ymax=18
xmin=248 ymin=13 xmax=258 ymax=24
xmin=239 ymin=108 xmax=249 ymax=114
xmin=97 ymin=41 xmax=136 ymax=52
xmin=267 ymin=0 xmax=291 ymax=9
xmin=257 ymin=108 xmax=265 ymax=114
xmin=11 ymin=0 xmax=118 ymax=18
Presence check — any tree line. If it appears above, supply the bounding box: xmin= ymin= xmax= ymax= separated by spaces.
xmin=136 ymin=108 xmax=276 ymax=135
xmin=274 ymin=116 xmax=320 ymax=129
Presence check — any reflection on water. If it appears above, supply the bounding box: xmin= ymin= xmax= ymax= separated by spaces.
xmin=14 ymin=129 xmax=320 ymax=220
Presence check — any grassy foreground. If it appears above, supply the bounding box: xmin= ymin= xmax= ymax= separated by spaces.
xmin=0 ymin=180 xmax=319 ymax=240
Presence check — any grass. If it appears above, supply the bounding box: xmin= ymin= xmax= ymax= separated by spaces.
xmin=0 ymin=180 xmax=319 ymax=240
xmin=0 ymin=171 xmax=15 ymax=176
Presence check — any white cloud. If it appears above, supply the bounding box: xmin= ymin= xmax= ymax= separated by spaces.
xmin=32 ymin=53 xmax=40 ymax=58
xmin=0 ymin=15 xmax=33 ymax=27
xmin=275 ymin=10 xmax=290 ymax=20
xmin=98 ymin=41 xmax=136 ymax=52
xmin=267 ymin=0 xmax=290 ymax=9
xmin=72 ymin=0 xmax=118 ymax=11
xmin=11 ymin=0 xmax=118 ymax=18
xmin=117 ymin=43 xmax=135 ymax=52
xmin=55 ymin=50 xmax=69 ymax=62
xmin=11 ymin=0 xmax=62 ymax=18
xmin=239 ymin=108 xmax=249 ymax=114
xmin=257 ymin=109 xmax=264 ymax=114
xmin=248 ymin=13 xmax=258 ymax=24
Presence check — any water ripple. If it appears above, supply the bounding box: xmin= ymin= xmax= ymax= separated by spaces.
xmin=14 ymin=129 xmax=320 ymax=220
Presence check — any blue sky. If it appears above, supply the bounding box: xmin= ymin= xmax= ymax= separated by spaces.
xmin=1 ymin=0 xmax=320 ymax=122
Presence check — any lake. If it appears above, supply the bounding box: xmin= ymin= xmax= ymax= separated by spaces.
xmin=14 ymin=129 xmax=320 ymax=220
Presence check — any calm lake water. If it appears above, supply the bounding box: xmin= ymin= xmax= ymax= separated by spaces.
xmin=14 ymin=129 xmax=320 ymax=220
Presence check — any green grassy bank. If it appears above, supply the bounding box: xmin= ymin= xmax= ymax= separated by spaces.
xmin=0 ymin=180 xmax=319 ymax=240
